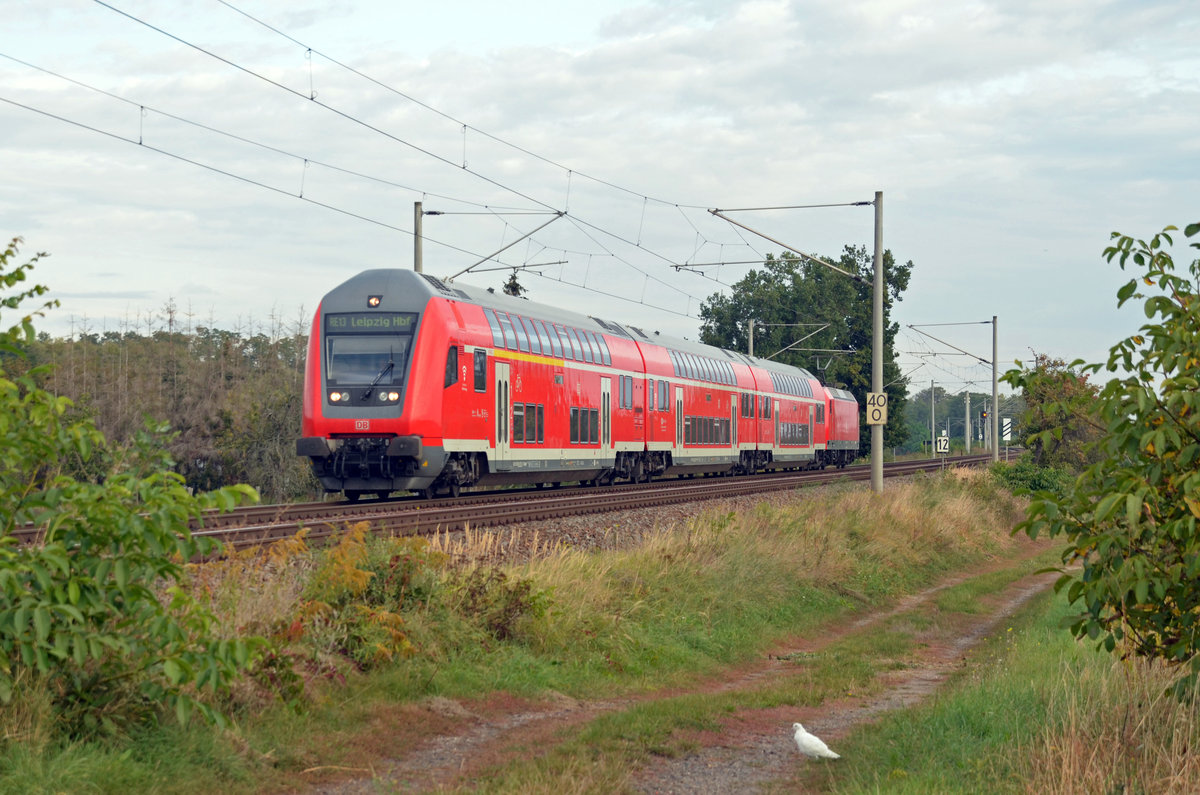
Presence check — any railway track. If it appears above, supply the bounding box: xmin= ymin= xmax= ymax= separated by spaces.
xmin=10 ymin=454 xmax=999 ymax=554
xmin=204 ymin=453 xmax=998 ymax=551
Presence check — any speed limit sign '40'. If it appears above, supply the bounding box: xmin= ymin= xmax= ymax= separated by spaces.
xmin=866 ymin=392 xmax=888 ymax=426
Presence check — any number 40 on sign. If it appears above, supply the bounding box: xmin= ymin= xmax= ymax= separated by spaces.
xmin=866 ymin=392 xmax=888 ymax=426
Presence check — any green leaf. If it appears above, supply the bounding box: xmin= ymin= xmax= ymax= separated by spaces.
xmin=114 ymin=559 xmax=129 ymax=591
xmin=174 ymin=695 xmax=192 ymax=726
xmin=1135 ymin=579 xmax=1149 ymax=605
xmin=163 ymin=658 xmax=184 ymax=685
xmin=32 ymin=606 xmax=51 ymax=644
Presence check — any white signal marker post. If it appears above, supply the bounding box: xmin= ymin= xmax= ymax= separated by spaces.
xmin=866 ymin=392 xmax=888 ymax=426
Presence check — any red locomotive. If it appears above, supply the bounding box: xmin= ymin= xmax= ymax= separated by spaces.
xmin=297 ymin=269 xmax=860 ymax=500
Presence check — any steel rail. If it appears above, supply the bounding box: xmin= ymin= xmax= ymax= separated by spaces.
xmin=9 ymin=454 xmax=1000 ymax=553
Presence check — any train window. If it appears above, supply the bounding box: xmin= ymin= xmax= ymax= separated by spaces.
xmin=444 ymin=346 xmax=458 ymax=388
xmin=816 ymin=404 xmax=825 ymax=423
xmin=533 ymin=319 xmax=557 ymax=357
xmin=554 ymin=326 xmax=574 ymax=360
xmin=704 ymin=358 xmax=715 ymax=383
xmin=667 ymin=350 xmax=677 ymax=376
xmin=496 ymin=312 xmax=517 ymax=350
xmin=474 ymin=350 xmax=487 ymax=391
xmin=659 ymin=380 xmax=669 ymax=410
xmin=520 ymin=317 xmax=541 ymax=354
xmin=512 ymin=315 xmax=530 ymax=353
xmin=579 ymin=330 xmax=595 ymax=363
xmin=567 ymin=328 xmax=587 ymax=362
xmin=622 ymin=375 xmax=633 ymax=409
xmin=684 ymin=416 xmax=692 ymax=445
xmin=582 ymin=330 xmax=598 ymax=364
xmin=589 ymin=409 xmax=599 ymax=445
xmin=647 ymin=379 xmax=654 ymax=411
xmin=537 ymin=404 xmax=545 ymax=444
xmin=570 ymin=407 xmax=580 ymax=443
xmin=587 ymin=332 xmax=605 ymax=365
xmin=596 ymin=334 xmax=611 ymax=366
xmin=513 ymin=403 xmax=525 ymax=443
xmin=326 ymin=336 xmax=408 ymax=385
xmin=483 ymin=308 xmax=505 ymax=348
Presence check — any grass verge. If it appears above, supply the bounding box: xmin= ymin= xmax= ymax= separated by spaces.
xmin=1 ymin=468 xmax=1049 ymax=793
xmin=781 ymin=587 xmax=1200 ymax=794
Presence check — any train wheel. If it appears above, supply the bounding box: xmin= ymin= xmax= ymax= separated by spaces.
xmin=449 ymin=482 xmax=461 ymax=498
xmin=345 ymin=490 xmax=361 ymax=502
xmin=421 ymin=486 xmax=436 ymax=500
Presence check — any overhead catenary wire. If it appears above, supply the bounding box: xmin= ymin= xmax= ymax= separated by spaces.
xmin=85 ymin=0 xmax=736 ymax=311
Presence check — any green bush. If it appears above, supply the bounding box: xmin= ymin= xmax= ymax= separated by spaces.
xmin=1004 ymin=222 xmax=1200 ymax=694
xmin=991 ymin=456 xmax=1074 ymax=497
xmin=0 ymin=238 xmax=261 ymax=737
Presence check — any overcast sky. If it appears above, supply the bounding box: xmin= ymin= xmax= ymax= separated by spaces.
xmin=3 ymin=0 xmax=1197 ymax=395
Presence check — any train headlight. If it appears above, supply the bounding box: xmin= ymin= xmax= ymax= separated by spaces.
xmin=378 ymin=392 xmax=388 ymax=401
xmin=329 ymin=391 xmax=342 ymax=402
xmin=387 ymin=391 xmax=400 ymax=401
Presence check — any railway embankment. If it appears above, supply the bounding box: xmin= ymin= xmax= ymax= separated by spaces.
xmin=11 ymin=465 xmax=1193 ymax=793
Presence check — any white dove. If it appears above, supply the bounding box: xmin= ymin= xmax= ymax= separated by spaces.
xmin=793 ymin=722 xmax=840 ymax=759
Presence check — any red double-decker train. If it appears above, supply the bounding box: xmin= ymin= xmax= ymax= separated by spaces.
xmin=297 ymin=269 xmax=859 ymax=500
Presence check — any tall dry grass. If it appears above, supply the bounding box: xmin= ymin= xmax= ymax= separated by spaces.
xmin=1021 ymin=658 xmax=1200 ymax=794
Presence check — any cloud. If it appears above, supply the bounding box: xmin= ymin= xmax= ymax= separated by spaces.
xmin=3 ymin=0 xmax=1197 ymax=374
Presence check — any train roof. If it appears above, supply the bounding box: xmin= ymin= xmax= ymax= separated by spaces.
xmin=327 ymin=268 xmax=820 ymax=383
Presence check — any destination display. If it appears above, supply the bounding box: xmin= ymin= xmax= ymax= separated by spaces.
xmin=325 ymin=312 xmax=417 ymax=332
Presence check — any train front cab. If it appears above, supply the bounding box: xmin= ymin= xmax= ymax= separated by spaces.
xmin=296 ymin=271 xmax=451 ymax=499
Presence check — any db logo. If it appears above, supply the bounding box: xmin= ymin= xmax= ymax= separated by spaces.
xmin=355 ymin=420 xmax=370 ymax=431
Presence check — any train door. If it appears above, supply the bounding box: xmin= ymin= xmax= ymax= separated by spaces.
xmin=774 ymin=409 xmax=780 ymax=453
xmin=732 ymin=402 xmax=738 ymax=449
xmin=675 ymin=386 xmax=684 ymax=455
xmin=494 ymin=360 xmax=510 ymax=470
xmin=600 ymin=377 xmax=612 ymax=450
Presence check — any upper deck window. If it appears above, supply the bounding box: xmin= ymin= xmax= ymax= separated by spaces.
xmin=496 ymin=312 xmax=518 ymax=350
xmin=482 ymin=308 xmax=505 ymax=348
xmin=520 ymin=317 xmax=541 ymax=355
xmin=533 ymin=319 xmax=556 ymax=357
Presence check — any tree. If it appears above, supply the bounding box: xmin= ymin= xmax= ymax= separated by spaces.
xmin=1004 ymin=222 xmax=1200 ymax=692
xmin=0 ymin=238 xmax=262 ymax=735
xmin=699 ymin=246 xmax=912 ymax=451
xmin=502 ymin=270 xmax=527 ymax=298
xmin=1008 ymin=353 xmax=1103 ymax=469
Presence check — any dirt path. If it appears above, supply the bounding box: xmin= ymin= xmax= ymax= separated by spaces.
xmin=300 ymin=538 xmax=1058 ymax=794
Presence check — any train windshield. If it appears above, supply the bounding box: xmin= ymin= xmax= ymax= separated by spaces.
xmin=326 ymin=336 xmax=410 ymax=385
